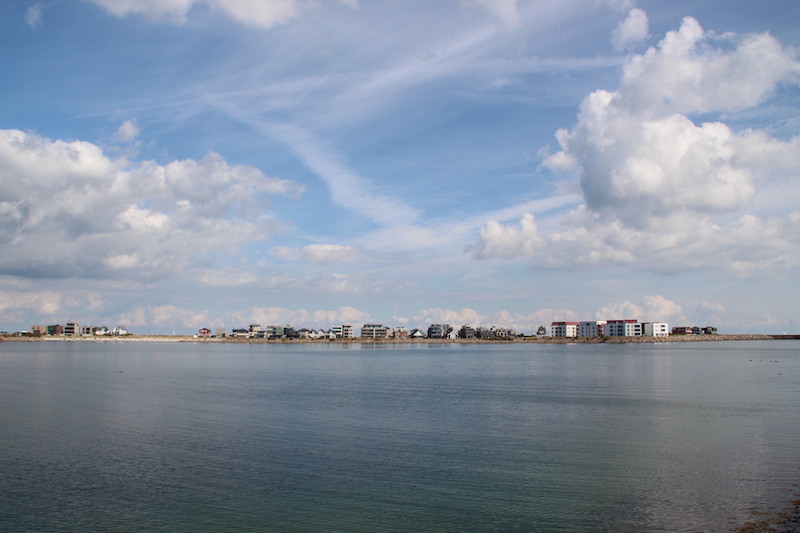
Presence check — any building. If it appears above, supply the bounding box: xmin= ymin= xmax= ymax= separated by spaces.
xmin=606 ymin=319 xmax=642 ymax=337
xmin=215 ymin=329 xmax=227 ymax=338
xmin=579 ymin=321 xmax=606 ymax=337
xmin=46 ymin=324 xmax=64 ymax=335
xmin=64 ymin=322 xmax=79 ymax=336
xmin=427 ymin=324 xmax=452 ymax=339
xmin=30 ymin=325 xmax=46 ymax=336
xmin=672 ymin=326 xmax=693 ymax=335
xmin=643 ymin=322 xmax=669 ymax=337
xmin=331 ymin=325 xmax=355 ymax=338
xmin=361 ymin=324 xmax=389 ymax=338
xmin=265 ymin=325 xmax=285 ymax=338
xmin=392 ymin=327 xmax=408 ymax=339
xmin=551 ymin=321 xmax=579 ymax=338
xmin=198 ymin=328 xmax=211 ymax=337
xmin=459 ymin=325 xmax=476 ymax=339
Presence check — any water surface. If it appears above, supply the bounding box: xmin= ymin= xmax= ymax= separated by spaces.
xmin=0 ymin=340 xmax=798 ymax=532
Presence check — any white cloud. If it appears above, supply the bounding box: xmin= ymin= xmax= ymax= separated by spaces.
xmin=0 ymin=129 xmax=302 ymax=279
xmin=25 ymin=4 xmax=43 ymax=29
xmin=415 ymin=307 xmax=485 ymax=327
xmin=233 ymin=305 xmax=372 ymax=329
xmin=87 ymin=0 xmax=357 ymax=28
xmin=472 ymin=213 xmax=542 ymax=259
xmin=113 ymin=119 xmax=140 ymax=143
xmin=88 ymin=0 xmax=195 ymax=22
xmin=271 ymin=243 xmax=372 ymax=264
xmin=413 ymin=307 xmax=580 ymax=332
xmin=476 ymin=17 xmax=800 ymax=275
xmin=611 ymin=8 xmax=648 ymax=51
xmin=149 ymin=304 xmax=209 ymax=327
xmin=0 ymin=289 xmax=103 ymax=324
xmin=619 ymin=17 xmax=800 ymax=115
xmin=596 ymin=296 xmax=685 ymax=322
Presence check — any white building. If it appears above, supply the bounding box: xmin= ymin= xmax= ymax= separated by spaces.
xmin=605 ymin=319 xmax=642 ymax=337
xmin=578 ymin=321 xmax=606 ymax=337
xmin=551 ymin=322 xmax=579 ymax=338
xmin=643 ymin=322 xmax=669 ymax=337
xmin=331 ymin=325 xmax=355 ymax=338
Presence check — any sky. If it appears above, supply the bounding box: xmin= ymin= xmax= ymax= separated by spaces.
xmin=1 ymin=0 xmax=799 ymax=334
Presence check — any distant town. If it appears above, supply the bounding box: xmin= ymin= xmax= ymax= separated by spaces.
xmin=4 ymin=319 xmax=720 ymax=339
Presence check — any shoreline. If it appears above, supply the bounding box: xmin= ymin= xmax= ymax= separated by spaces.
xmin=2 ymin=333 xmax=793 ymax=344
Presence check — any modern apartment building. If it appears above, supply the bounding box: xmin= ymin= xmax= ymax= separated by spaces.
xmin=331 ymin=325 xmax=355 ymax=338
xmin=578 ymin=321 xmax=606 ymax=337
xmin=606 ymin=319 xmax=642 ymax=336
xmin=361 ymin=324 xmax=389 ymax=338
xmin=643 ymin=322 xmax=669 ymax=337
xmin=427 ymin=323 xmax=453 ymax=339
xmin=551 ymin=321 xmax=579 ymax=338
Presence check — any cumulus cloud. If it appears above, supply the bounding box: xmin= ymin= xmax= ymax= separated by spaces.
xmin=611 ymin=8 xmax=648 ymax=51
xmin=472 ymin=213 xmax=542 ymax=259
xmin=0 ymin=129 xmax=302 ymax=279
xmin=232 ymin=305 xmax=372 ymax=329
xmin=476 ymin=17 xmax=800 ymax=275
xmin=596 ymin=295 xmax=684 ymax=322
xmin=414 ymin=307 xmax=580 ymax=332
xmin=0 ymin=289 xmax=103 ymax=324
xmin=113 ymin=119 xmax=140 ymax=143
xmin=87 ymin=0 xmax=357 ymax=28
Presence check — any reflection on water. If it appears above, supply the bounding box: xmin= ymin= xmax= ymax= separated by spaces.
xmin=0 ymin=340 xmax=798 ymax=532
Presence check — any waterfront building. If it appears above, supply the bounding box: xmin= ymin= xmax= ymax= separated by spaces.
xmin=427 ymin=324 xmax=453 ymax=339
xmin=331 ymin=325 xmax=355 ymax=338
xmin=265 ymin=325 xmax=285 ymax=338
xmin=606 ymin=319 xmax=642 ymax=336
xmin=643 ymin=322 xmax=669 ymax=337
xmin=459 ymin=325 xmax=476 ymax=339
xmin=361 ymin=324 xmax=389 ymax=338
xmin=579 ymin=321 xmax=606 ymax=337
xmin=551 ymin=321 xmax=579 ymax=338
xmin=64 ymin=322 xmax=79 ymax=336
xmin=30 ymin=325 xmax=46 ymax=336
xmin=392 ymin=327 xmax=408 ymax=339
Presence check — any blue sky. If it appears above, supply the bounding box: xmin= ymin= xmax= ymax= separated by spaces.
xmin=1 ymin=0 xmax=799 ymax=334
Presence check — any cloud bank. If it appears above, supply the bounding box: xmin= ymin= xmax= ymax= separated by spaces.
xmin=475 ymin=16 xmax=800 ymax=274
xmin=0 ymin=129 xmax=302 ymax=279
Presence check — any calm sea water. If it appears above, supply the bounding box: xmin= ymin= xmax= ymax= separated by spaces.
xmin=0 ymin=340 xmax=798 ymax=532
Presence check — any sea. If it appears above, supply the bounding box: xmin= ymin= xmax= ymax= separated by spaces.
xmin=0 ymin=340 xmax=798 ymax=532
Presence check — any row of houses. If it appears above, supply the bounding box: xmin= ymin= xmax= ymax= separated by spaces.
xmin=550 ymin=320 xmax=669 ymax=338
xmin=549 ymin=320 xmax=717 ymax=338
xmin=26 ymin=323 xmax=130 ymax=336
xmin=203 ymin=323 xmax=517 ymax=340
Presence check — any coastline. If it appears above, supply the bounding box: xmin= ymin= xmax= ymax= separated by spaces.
xmin=2 ymin=333 xmax=792 ymax=344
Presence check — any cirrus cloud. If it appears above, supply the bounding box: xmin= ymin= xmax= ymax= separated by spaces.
xmin=86 ymin=0 xmax=358 ymax=28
